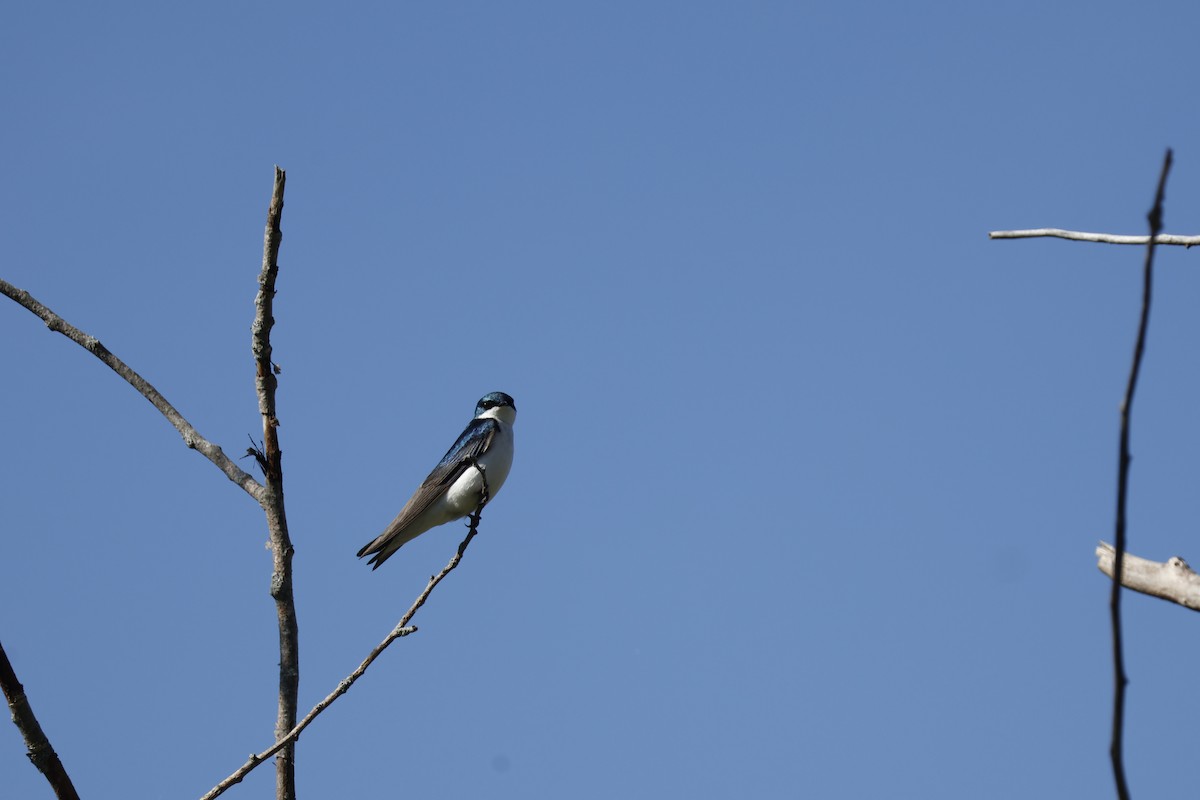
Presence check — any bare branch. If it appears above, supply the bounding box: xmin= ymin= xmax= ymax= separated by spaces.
xmin=0 ymin=640 xmax=80 ymax=800
xmin=3 ymin=170 xmax=299 ymax=799
xmin=1108 ymin=146 xmax=1172 ymax=800
xmin=989 ymin=228 xmax=1200 ymax=246
xmin=201 ymin=468 xmax=493 ymax=800
xmin=249 ymin=167 xmax=300 ymax=800
xmin=0 ymin=279 xmax=266 ymax=502
xmin=1096 ymin=542 xmax=1200 ymax=611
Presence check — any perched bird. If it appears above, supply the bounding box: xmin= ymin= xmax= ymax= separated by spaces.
xmin=358 ymin=392 xmax=517 ymax=569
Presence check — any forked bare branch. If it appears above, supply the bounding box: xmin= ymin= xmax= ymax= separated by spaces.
xmin=0 ymin=279 xmax=265 ymax=502
xmin=200 ymin=477 xmax=490 ymax=800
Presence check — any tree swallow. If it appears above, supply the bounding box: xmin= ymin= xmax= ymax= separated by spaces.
xmin=357 ymin=392 xmax=517 ymax=569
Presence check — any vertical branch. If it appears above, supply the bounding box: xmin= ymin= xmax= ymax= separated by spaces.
xmin=252 ymin=167 xmax=299 ymax=800
xmin=1110 ymin=147 xmax=1172 ymax=800
xmin=0 ymin=640 xmax=80 ymax=800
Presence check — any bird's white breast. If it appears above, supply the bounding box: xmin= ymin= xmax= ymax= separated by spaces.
xmin=445 ymin=419 xmax=514 ymax=514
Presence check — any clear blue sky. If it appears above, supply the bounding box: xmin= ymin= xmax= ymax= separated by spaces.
xmin=5 ymin=3 xmax=1200 ymax=798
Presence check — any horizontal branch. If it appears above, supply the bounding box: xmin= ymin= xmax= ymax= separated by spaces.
xmin=1096 ymin=541 xmax=1200 ymax=612
xmin=0 ymin=279 xmax=266 ymax=503
xmin=989 ymin=228 xmax=1200 ymax=246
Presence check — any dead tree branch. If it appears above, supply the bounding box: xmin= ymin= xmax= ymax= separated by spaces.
xmin=1 ymin=168 xmax=299 ymax=800
xmin=1107 ymin=147 xmax=1172 ymax=800
xmin=989 ymin=228 xmax=1199 ymax=246
xmin=200 ymin=484 xmax=490 ymax=800
xmin=251 ymin=167 xmax=300 ymax=800
xmin=0 ymin=640 xmax=79 ymax=800
xmin=1096 ymin=542 xmax=1200 ymax=611
xmin=0 ymin=280 xmax=265 ymax=502
xmin=990 ymin=149 xmax=1177 ymax=800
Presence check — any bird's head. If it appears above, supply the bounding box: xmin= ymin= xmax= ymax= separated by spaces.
xmin=475 ymin=391 xmax=516 ymax=424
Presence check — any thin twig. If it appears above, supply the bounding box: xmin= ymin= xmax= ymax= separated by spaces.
xmin=250 ymin=167 xmax=300 ymax=800
xmin=0 ymin=279 xmax=265 ymax=502
xmin=1109 ymin=147 xmax=1172 ymax=800
xmin=200 ymin=467 xmax=492 ymax=800
xmin=0 ymin=640 xmax=80 ymax=800
xmin=989 ymin=228 xmax=1199 ymax=246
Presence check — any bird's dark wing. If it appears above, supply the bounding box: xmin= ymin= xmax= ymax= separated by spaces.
xmin=419 ymin=416 xmax=499 ymax=494
xmin=356 ymin=418 xmax=498 ymax=561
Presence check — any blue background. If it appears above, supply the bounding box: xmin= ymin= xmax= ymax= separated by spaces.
xmin=5 ymin=3 xmax=1200 ymax=797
